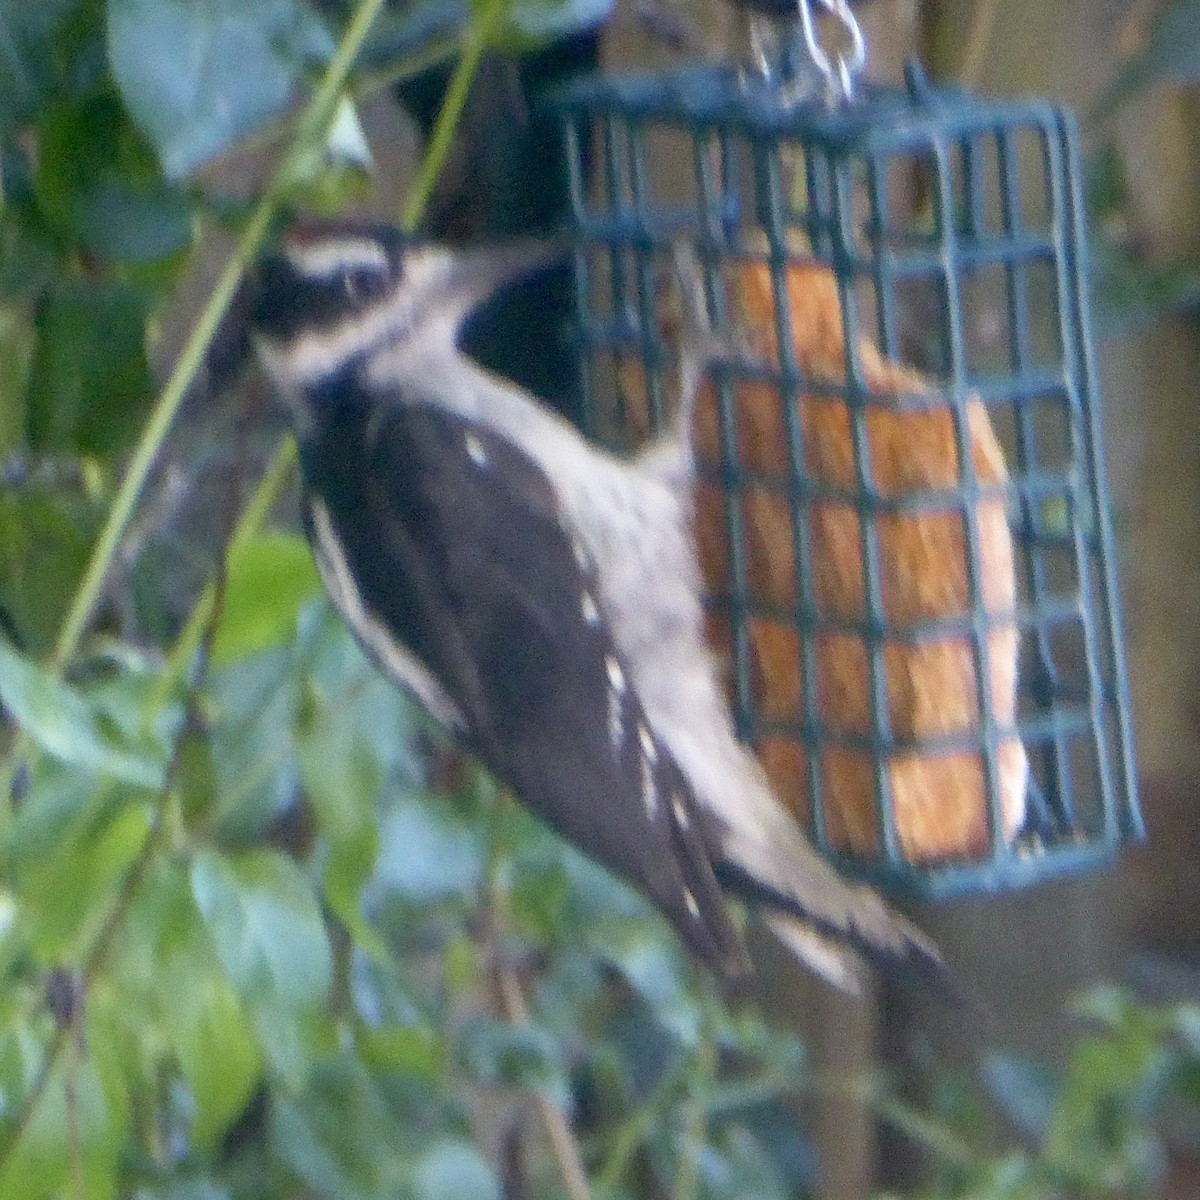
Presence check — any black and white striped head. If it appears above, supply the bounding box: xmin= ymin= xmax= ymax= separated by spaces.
xmin=252 ymin=223 xmax=407 ymax=345
xmin=250 ymin=223 xmax=566 ymax=397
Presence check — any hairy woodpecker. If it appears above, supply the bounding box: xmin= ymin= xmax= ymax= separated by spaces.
xmin=249 ymin=224 xmax=943 ymax=991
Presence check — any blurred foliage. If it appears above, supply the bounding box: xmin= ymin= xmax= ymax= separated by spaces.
xmin=0 ymin=1 xmax=1196 ymax=1198
xmin=1085 ymin=0 xmax=1200 ymax=333
xmin=882 ymin=990 xmax=1200 ymax=1200
xmin=1092 ymin=0 xmax=1200 ymax=120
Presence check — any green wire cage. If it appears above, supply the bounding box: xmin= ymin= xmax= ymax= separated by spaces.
xmin=553 ymin=49 xmax=1142 ymax=900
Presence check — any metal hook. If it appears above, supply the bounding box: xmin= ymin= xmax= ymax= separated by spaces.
xmin=796 ymin=0 xmax=866 ymax=101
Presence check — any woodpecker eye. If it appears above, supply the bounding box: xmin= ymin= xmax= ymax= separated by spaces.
xmin=341 ymin=264 xmax=390 ymax=306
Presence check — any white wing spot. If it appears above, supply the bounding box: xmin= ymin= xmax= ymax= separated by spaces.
xmin=464 ymin=432 xmax=488 ymax=467
xmin=641 ymin=755 xmax=657 ymax=817
xmin=637 ymin=724 xmax=657 ymax=763
xmin=608 ymin=690 xmax=623 ymax=750
xmin=684 ymin=889 xmax=700 ymax=918
xmin=581 ymin=591 xmax=600 ymax=624
xmin=569 ymin=536 xmax=589 ymax=571
xmin=605 ymin=656 xmax=625 ymax=693
xmin=672 ymin=795 xmax=689 ymax=829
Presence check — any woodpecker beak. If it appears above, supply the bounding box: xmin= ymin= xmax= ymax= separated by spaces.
xmin=248 ymin=225 xmax=570 ymax=347
xmin=423 ymin=235 xmax=571 ymax=322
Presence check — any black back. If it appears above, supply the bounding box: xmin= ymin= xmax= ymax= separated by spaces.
xmin=301 ymin=388 xmax=748 ymax=978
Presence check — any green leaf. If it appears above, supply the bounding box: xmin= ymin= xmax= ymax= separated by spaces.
xmin=143 ymin=1184 xmax=232 ymax=1200
xmin=0 ymin=1016 xmax=128 ymax=1200
xmin=92 ymin=857 xmax=263 ymax=1152
xmin=75 ymin=177 xmax=194 ymax=264
xmin=357 ymin=1024 xmax=445 ymax=1085
xmin=1 ymin=761 xmax=110 ymax=883
xmin=1174 ymin=1059 xmax=1200 ymax=1107
xmin=165 ymin=950 xmax=263 ymax=1150
xmin=1172 ymin=1003 xmax=1200 ymax=1055
xmin=107 ymin=0 xmax=334 ymax=178
xmin=459 ymin=1015 xmax=565 ymax=1097
xmin=0 ymin=487 xmax=100 ymax=656
xmin=325 ymin=95 xmax=372 ymax=168
xmin=0 ymin=303 xmax=34 ymax=459
xmin=375 ymin=795 xmax=484 ymax=902
xmin=26 ymin=277 xmax=153 ymax=455
xmin=269 ymin=1056 xmax=402 ymax=1200
xmin=294 ymin=674 xmax=383 ymax=843
xmin=1043 ymin=1017 xmax=1172 ymax=1190
xmin=0 ymin=639 xmax=166 ymax=787
xmin=497 ymin=0 xmax=612 ymax=45
xmin=211 ymin=533 xmax=322 ymax=666
xmin=296 ymin=602 xmax=422 ymax=776
xmin=981 ymin=1052 xmax=1057 ymax=1142
xmin=190 ymin=847 xmax=334 ymax=1085
xmin=324 ymin=822 xmax=389 ymax=962
xmin=441 ymin=930 xmax=481 ymax=998
xmin=205 ymin=646 xmax=302 ymax=842
xmin=0 ymin=0 xmax=83 ymax=130
xmin=176 ymin=718 xmax=219 ymax=829
xmin=699 ymin=1124 xmax=790 ymax=1200
xmin=1090 ymin=239 xmax=1200 ymax=338
xmin=22 ymin=802 xmax=151 ymax=960
xmin=410 ymin=1139 xmax=500 ymax=1200
xmin=598 ymin=923 xmax=700 ymax=1047
xmin=369 ymin=0 xmax=613 ymax=60
xmin=282 ymin=95 xmax=374 ymax=215
xmin=32 ymin=82 xmax=189 ymax=264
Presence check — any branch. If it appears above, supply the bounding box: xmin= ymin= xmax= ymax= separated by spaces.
xmin=0 ymin=497 xmax=237 ymax=1175
xmin=675 ymin=975 xmax=718 ymax=1200
xmin=152 ymin=437 xmax=298 ymax=716
xmin=400 ymin=0 xmax=510 ymax=231
xmin=494 ymin=958 xmax=594 ymax=1200
xmin=483 ymin=788 xmax=592 ymax=1200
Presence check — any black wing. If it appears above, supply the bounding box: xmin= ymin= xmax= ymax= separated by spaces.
xmin=302 ymin=397 xmax=748 ymax=979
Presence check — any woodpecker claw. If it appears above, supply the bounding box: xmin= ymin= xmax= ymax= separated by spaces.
xmin=666 ymin=242 xmax=757 ymax=455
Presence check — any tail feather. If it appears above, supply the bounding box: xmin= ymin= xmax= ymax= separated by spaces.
xmin=762 ymin=912 xmax=868 ymax=995
xmin=716 ymin=851 xmax=948 ymax=991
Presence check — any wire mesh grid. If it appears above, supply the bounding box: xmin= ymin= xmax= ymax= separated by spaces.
xmin=554 ymin=62 xmax=1141 ymax=898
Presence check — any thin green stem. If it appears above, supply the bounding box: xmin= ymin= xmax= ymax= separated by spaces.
xmin=150 ymin=437 xmax=298 ymax=717
xmin=486 ymin=788 xmax=593 ymax=1200
xmin=676 ymin=978 xmax=719 ymax=1200
xmin=701 ymin=1070 xmax=796 ymax=1118
xmin=218 ymin=32 xmax=464 ymax=184
xmin=593 ymin=1058 xmax=686 ymax=1197
xmin=872 ymin=1095 xmax=980 ymax=1170
xmin=400 ymin=0 xmax=508 ymax=231
xmin=49 ymin=0 xmax=390 ymax=676
xmin=353 ymin=33 xmax=462 ymax=100
xmin=810 ymin=1072 xmax=980 ymax=1170
xmin=0 ymin=797 xmax=170 ymax=1171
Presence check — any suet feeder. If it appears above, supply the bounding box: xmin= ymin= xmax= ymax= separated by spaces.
xmin=554 ymin=2 xmax=1142 ymax=898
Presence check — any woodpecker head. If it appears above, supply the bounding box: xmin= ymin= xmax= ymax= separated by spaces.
xmin=250 ymin=223 xmax=567 ymax=402
xmin=251 ymin=223 xmax=407 ymax=346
